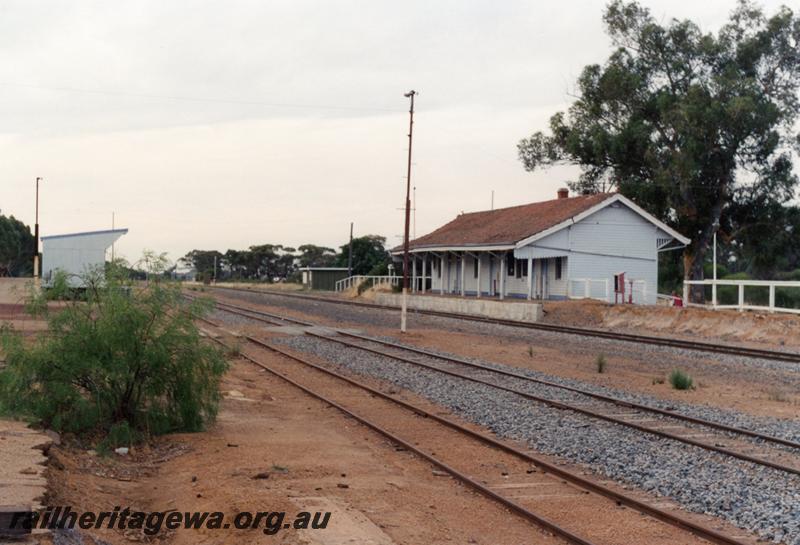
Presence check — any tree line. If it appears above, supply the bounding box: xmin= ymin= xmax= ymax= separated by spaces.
xmin=179 ymin=235 xmax=391 ymax=282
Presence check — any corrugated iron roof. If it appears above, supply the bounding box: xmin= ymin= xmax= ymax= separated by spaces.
xmin=40 ymin=228 xmax=129 ymax=241
xmin=400 ymin=193 xmax=614 ymax=250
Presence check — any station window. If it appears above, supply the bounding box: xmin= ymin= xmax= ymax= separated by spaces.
xmin=555 ymin=257 xmax=563 ymax=280
xmin=506 ymin=252 xmax=514 ymax=276
xmin=473 ymin=257 xmax=479 ymax=278
xmin=520 ymin=259 xmax=528 ymax=277
xmin=436 ymin=261 xmax=441 ymax=278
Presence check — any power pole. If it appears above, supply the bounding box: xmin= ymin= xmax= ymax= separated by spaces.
xmin=33 ymin=177 xmax=42 ymax=281
xmin=213 ymin=255 xmax=218 ymax=284
xmin=401 ymin=90 xmax=416 ymax=333
xmin=348 ymin=222 xmax=354 ymax=278
xmin=111 ymin=211 xmax=115 ymax=262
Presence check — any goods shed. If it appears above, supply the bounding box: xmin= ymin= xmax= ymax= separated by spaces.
xmin=41 ymin=228 xmax=128 ymax=287
xmin=300 ymin=267 xmax=349 ymax=291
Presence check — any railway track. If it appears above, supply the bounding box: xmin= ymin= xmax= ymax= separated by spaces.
xmin=203 ymin=296 xmax=800 ymax=478
xmin=197 ymin=314 xmax=756 ymax=545
xmin=211 ymin=286 xmax=800 ymax=364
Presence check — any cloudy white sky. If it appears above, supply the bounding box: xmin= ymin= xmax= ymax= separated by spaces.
xmin=0 ymin=1 xmax=791 ymax=263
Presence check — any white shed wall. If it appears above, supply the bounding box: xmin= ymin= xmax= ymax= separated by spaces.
xmin=42 ymin=230 xmax=127 ymax=287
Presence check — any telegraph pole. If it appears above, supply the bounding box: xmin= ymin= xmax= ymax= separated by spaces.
xmin=33 ymin=177 xmax=42 ymax=281
xmin=348 ymin=222 xmax=354 ymax=278
xmin=111 ymin=211 xmax=116 ymax=262
xmin=401 ymin=90 xmax=416 ymax=333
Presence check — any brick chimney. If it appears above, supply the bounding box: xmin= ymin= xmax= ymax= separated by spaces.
xmin=557 ymin=188 xmax=569 ymax=199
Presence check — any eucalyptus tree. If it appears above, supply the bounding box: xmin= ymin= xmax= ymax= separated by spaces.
xmin=518 ymin=1 xmax=800 ymax=293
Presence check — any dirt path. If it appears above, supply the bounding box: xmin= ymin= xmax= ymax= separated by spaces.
xmin=45 ymin=355 xmax=554 ymax=545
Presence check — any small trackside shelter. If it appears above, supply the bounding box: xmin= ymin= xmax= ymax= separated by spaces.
xmin=391 ymin=191 xmax=689 ymax=305
xmin=41 ymin=228 xmax=129 ymax=287
xmin=299 ymin=267 xmax=349 ymax=291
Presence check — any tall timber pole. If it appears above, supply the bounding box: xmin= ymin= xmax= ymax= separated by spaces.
xmin=347 ymin=222 xmax=354 ymax=278
xmin=401 ymin=90 xmax=416 ymax=333
xmin=33 ymin=177 xmax=42 ymax=282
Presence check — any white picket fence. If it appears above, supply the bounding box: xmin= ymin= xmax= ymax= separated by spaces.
xmin=568 ymin=277 xmax=648 ymax=304
xmin=567 ymin=278 xmax=610 ymax=302
xmin=683 ymin=279 xmax=800 ymax=314
xmin=335 ymin=275 xmax=399 ymax=293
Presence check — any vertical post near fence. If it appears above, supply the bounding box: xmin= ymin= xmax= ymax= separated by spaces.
xmin=348 ymin=222 xmax=353 ymax=279
xmin=712 ymin=231 xmax=717 ymax=308
xmin=738 ymin=284 xmax=744 ymax=312
xmin=769 ymin=284 xmax=775 ymax=314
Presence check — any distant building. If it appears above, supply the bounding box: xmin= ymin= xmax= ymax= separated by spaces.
xmin=391 ymin=190 xmax=689 ymax=304
xmin=172 ymin=265 xmax=197 ymax=281
xmin=41 ymin=228 xmax=128 ymax=287
xmin=299 ymin=267 xmax=349 ymax=291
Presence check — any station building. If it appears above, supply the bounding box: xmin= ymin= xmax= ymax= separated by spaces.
xmin=392 ymin=190 xmax=688 ymax=305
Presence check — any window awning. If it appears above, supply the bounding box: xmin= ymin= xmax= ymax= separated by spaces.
xmin=514 ymin=246 xmax=569 ymax=260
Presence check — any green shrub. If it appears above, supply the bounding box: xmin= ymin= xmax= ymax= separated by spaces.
xmin=669 ymin=369 xmax=694 ymax=390
xmin=0 ymin=263 xmax=227 ymax=442
xmin=595 ymin=354 xmax=607 ymax=374
xmin=356 ymin=279 xmax=371 ymax=295
xmin=227 ymin=340 xmax=243 ymax=358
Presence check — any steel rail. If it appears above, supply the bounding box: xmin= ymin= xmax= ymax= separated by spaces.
xmin=210 ymin=286 xmax=800 ymax=364
xmin=198 ymin=316 xmax=752 ymax=545
xmin=337 ymin=330 xmax=800 ymax=451
xmin=205 ymin=298 xmax=800 ymax=476
xmin=207 ymin=297 xmax=800 ymax=452
xmin=199 ymin=325 xmax=595 ymax=545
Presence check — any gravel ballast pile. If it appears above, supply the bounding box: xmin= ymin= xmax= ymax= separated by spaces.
xmin=276 ymin=334 xmax=800 ymax=545
xmin=384 ymin=339 xmax=800 ymax=446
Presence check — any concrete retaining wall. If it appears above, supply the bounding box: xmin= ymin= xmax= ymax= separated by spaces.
xmin=0 ymin=278 xmax=33 ymax=305
xmin=373 ymin=293 xmax=542 ymax=323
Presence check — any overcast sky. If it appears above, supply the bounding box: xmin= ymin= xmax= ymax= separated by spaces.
xmin=0 ymin=1 xmax=792 ymax=264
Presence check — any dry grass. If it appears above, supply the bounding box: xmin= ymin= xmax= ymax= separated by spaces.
xmin=765 ymin=388 xmax=791 ymax=403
